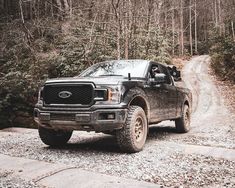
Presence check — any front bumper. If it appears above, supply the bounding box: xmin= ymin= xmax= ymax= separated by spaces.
xmin=34 ymin=108 xmax=127 ymax=132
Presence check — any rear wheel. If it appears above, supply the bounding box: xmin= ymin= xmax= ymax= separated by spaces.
xmin=175 ymin=105 xmax=191 ymax=133
xmin=39 ymin=126 xmax=72 ymax=146
xmin=116 ymin=106 xmax=148 ymax=153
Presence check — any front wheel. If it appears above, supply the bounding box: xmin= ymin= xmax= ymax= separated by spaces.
xmin=175 ymin=105 xmax=191 ymax=133
xmin=116 ymin=106 xmax=148 ymax=153
xmin=39 ymin=126 xmax=72 ymax=146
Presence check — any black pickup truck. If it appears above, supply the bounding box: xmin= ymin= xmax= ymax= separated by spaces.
xmin=34 ymin=60 xmax=192 ymax=153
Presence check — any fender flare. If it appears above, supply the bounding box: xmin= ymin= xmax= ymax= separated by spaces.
xmin=123 ymin=87 xmax=150 ymax=121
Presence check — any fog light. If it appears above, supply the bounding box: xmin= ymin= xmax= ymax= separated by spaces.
xmin=98 ymin=113 xmax=115 ymax=120
xmin=107 ymin=114 xmax=115 ymax=119
xmin=83 ymin=125 xmax=91 ymax=129
xmin=39 ymin=113 xmax=50 ymax=121
xmin=76 ymin=114 xmax=90 ymax=122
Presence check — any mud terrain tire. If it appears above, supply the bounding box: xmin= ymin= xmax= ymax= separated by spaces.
xmin=39 ymin=126 xmax=72 ymax=146
xmin=116 ymin=106 xmax=148 ymax=153
xmin=175 ymin=105 xmax=191 ymax=133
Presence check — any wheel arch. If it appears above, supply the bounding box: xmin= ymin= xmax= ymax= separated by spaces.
xmin=184 ymin=100 xmax=189 ymax=107
xmin=128 ymin=95 xmax=150 ymax=121
xmin=182 ymin=98 xmax=192 ymax=115
xmin=123 ymin=88 xmax=150 ymax=122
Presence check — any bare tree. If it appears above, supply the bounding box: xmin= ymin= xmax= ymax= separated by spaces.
xmin=111 ymin=0 xmax=121 ymax=60
xmin=194 ymin=0 xmax=198 ymax=54
xmin=180 ymin=0 xmax=184 ymax=55
xmin=232 ymin=21 xmax=235 ymax=41
xmin=189 ymin=0 xmax=193 ymax=55
xmin=172 ymin=1 xmax=175 ymax=55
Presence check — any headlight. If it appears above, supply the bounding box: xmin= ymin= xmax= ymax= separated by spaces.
xmin=108 ymin=85 xmax=122 ymax=103
xmin=95 ymin=85 xmax=122 ymax=104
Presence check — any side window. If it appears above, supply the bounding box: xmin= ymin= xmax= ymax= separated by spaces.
xmin=158 ymin=65 xmax=172 ymax=85
xmin=148 ymin=63 xmax=172 ymax=85
xmin=149 ymin=64 xmax=160 ymax=78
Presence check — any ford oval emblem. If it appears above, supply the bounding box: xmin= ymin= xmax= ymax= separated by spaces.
xmin=58 ymin=91 xmax=72 ymax=99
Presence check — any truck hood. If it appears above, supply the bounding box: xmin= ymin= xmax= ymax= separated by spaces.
xmin=45 ymin=76 xmax=125 ymax=85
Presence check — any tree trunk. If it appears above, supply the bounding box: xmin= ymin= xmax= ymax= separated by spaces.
xmin=232 ymin=21 xmax=235 ymax=42
xmin=214 ymin=0 xmax=218 ymax=28
xmin=56 ymin=0 xmax=62 ymax=11
xmin=19 ymin=0 xmax=33 ymax=43
xmin=194 ymin=0 xmax=198 ymax=54
xmin=69 ymin=0 xmax=72 ymax=18
xmin=180 ymin=0 xmax=184 ymax=55
xmin=111 ymin=0 xmax=121 ymax=60
xmin=218 ymin=0 xmax=222 ymax=35
xmin=146 ymin=0 xmax=153 ymax=57
xmin=117 ymin=27 xmax=121 ymax=60
xmin=63 ymin=0 xmax=69 ymax=12
xmin=189 ymin=0 xmax=193 ymax=55
xmin=172 ymin=1 xmax=175 ymax=55
xmin=19 ymin=0 xmax=25 ymax=24
xmin=124 ymin=0 xmax=129 ymax=59
xmin=0 ymin=0 xmax=4 ymax=10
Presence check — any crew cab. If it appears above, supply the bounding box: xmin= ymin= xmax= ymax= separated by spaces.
xmin=34 ymin=60 xmax=192 ymax=153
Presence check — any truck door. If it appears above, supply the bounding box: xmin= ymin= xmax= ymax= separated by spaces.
xmin=144 ymin=84 xmax=165 ymax=123
xmin=144 ymin=64 xmax=168 ymax=123
xmin=158 ymin=64 xmax=178 ymax=119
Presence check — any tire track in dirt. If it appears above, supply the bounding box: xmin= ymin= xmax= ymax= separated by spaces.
xmin=180 ymin=55 xmax=235 ymax=147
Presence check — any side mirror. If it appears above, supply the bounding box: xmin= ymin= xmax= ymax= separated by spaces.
xmin=149 ymin=73 xmax=166 ymax=85
xmin=172 ymin=70 xmax=182 ymax=81
xmin=168 ymin=66 xmax=182 ymax=81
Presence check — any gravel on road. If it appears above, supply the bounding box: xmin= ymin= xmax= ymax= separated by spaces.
xmin=0 ymin=55 xmax=235 ymax=188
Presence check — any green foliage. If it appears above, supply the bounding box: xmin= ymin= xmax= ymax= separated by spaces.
xmin=129 ymin=28 xmax=172 ymax=64
xmin=209 ymin=29 xmax=235 ymax=82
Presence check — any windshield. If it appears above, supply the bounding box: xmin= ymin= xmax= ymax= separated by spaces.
xmin=80 ymin=60 xmax=149 ymax=78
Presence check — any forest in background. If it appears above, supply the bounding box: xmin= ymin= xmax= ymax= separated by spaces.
xmin=0 ymin=0 xmax=234 ymax=128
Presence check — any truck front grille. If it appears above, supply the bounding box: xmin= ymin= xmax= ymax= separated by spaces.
xmin=50 ymin=113 xmax=76 ymax=121
xmin=43 ymin=84 xmax=94 ymax=106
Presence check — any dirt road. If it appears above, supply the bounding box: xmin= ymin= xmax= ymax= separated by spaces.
xmin=178 ymin=55 xmax=235 ymax=149
xmin=0 ymin=55 xmax=235 ymax=188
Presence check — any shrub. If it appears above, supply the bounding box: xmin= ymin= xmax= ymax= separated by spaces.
xmin=209 ymin=30 xmax=235 ymax=82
